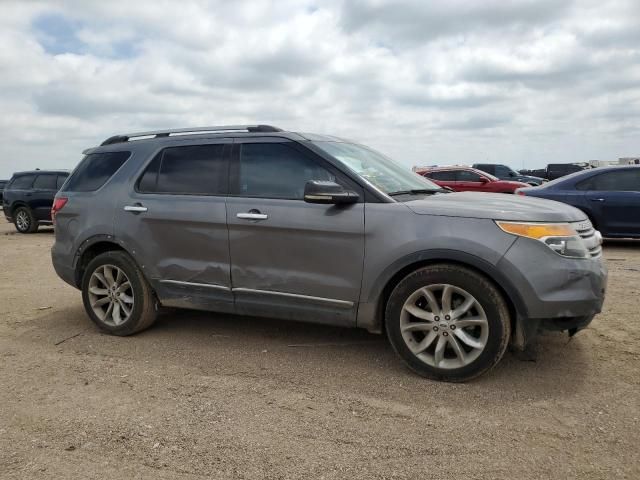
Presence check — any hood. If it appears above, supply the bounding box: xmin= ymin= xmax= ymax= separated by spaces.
xmin=516 ymin=174 xmax=544 ymax=183
xmin=497 ymin=180 xmax=530 ymax=188
xmin=404 ymin=192 xmax=587 ymax=222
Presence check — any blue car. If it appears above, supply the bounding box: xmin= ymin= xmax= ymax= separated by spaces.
xmin=517 ymin=166 xmax=640 ymax=238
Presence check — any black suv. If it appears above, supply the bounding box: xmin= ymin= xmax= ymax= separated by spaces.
xmin=0 ymin=180 xmax=8 ymax=205
xmin=472 ymin=163 xmax=544 ymax=186
xmin=3 ymin=170 xmax=69 ymax=233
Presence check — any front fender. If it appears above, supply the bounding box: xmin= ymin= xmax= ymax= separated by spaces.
xmin=356 ymin=247 xmax=528 ymax=333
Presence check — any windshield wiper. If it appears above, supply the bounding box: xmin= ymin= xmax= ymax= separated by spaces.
xmin=387 ymin=188 xmax=449 ymax=196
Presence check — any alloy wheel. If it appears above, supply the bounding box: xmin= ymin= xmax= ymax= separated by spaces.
xmin=400 ymin=284 xmax=489 ymax=369
xmin=16 ymin=210 xmax=29 ymax=231
xmin=87 ymin=264 xmax=135 ymax=327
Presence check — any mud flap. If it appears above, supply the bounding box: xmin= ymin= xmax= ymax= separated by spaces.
xmin=511 ymin=315 xmax=540 ymax=351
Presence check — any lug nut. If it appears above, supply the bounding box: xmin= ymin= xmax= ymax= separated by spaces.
xmin=433 ymin=326 xmax=439 ymax=332
xmin=445 ymin=315 xmax=450 ymax=320
xmin=434 ymin=316 xmax=440 ymax=322
xmin=450 ymin=325 xmax=456 ymax=330
xmin=443 ymin=332 xmax=449 ymax=337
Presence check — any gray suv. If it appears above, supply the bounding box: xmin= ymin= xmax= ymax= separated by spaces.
xmin=51 ymin=125 xmax=607 ymax=381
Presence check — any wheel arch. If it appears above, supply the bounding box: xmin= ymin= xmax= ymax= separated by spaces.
xmin=358 ymin=250 xmax=527 ymax=334
xmin=10 ymin=201 xmax=29 ymax=216
xmin=73 ymin=236 xmax=133 ymax=288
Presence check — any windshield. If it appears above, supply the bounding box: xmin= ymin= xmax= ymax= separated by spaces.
xmin=312 ymin=141 xmax=440 ymax=194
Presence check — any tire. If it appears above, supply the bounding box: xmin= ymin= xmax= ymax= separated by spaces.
xmin=81 ymin=251 xmax=157 ymax=336
xmin=14 ymin=206 xmax=38 ymax=233
xmin=385 ymin=264 xmax=511 ymax=382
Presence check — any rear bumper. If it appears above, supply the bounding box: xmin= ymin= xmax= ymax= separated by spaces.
xmin=51 ymin=248 xmax=78 ymax=288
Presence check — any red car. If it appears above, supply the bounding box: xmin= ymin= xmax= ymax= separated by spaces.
xmin=419 ymin=166 xmax=530 ymax=193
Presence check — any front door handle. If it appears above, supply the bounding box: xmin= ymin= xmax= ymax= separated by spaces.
xmin=124 ymin=205 xmax=148 ymax=213
xmin=237 ymin=211 xmax=268 ymax=220
xmin=589 ymin=198 xmax=605 ymax=202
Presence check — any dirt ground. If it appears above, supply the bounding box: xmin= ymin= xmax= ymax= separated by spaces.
xmin=0 ymin=220 xmax=638 ymax=480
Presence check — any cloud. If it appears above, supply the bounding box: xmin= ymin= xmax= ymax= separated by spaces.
xmin=338 ymin=0 xmax=573 ymax=45
xmin=0 ymin=0 xmax=639 ymax=177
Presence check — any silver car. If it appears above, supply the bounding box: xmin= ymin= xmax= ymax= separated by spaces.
xmin=51 ymin=125 xmax=607 ymax=381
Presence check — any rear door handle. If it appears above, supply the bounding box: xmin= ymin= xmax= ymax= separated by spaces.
xmin=237 ymin=212 xmax=268 ymax=220
xmin=589 ymin=198 xmax=605 ymax=202
xmin=124 ymin=205 xmax=148 ymax=213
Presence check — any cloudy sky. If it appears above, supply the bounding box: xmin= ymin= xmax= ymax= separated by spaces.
xmin=1 ymin=0 xmax=639 ymax=177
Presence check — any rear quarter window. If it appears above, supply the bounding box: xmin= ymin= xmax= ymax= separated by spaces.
xmin=64 ymin=151 xmax=130 ymax=192
xmin=56 ymin=174 xmax=68 ymax=190
xmin=9 ymin=174 xmax=36 ymax=189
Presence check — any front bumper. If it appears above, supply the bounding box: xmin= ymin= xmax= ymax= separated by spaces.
xmin=498 ymin=237 xmax=607 ymax=322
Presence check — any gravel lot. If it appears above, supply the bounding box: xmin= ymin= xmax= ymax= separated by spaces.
xmin=1 ymin=220 xmax=639 ymax=479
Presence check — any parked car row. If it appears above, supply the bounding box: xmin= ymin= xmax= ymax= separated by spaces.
xmin=472 ymin=163 xmax=545 ymax=185
xmin=2 ymin=170 xmax=69 ymax=233
xmin=47 ymin=124 xmax=607 ymax=383
xmin=414 ymin=162 xmax=639 ymax=240
xmin=418 ymin=166 xmax=530 ymax=193
xmin=520 ymin=163 xmax=586 ymax=181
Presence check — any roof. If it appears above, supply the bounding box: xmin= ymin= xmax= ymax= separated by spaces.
xmin=12 ymin=169 xmax=69 ymax=176
xmin=420 ymin=165 xmax=477 ymax=171
xmin=93 ymin=125 xmax=352 ymax=150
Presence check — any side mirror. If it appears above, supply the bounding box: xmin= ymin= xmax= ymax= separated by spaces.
xmin=479 ymin=177 xmax=489 ymax=183
xmin=304 ymin=180 xmax=359 ymax=205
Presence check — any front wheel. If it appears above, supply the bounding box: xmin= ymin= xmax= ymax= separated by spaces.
xmin=81 ymin=251 xmax=157 ymax=336
xmin=385 ymin=264 xmax=511 ymax=382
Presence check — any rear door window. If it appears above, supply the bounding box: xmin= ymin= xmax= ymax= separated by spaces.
xmin=9 ymin=175 xmax=36 ymax=189
xmin=33 ymin=174 xmax=58 ymax=190
xmin=64 ymin=152 xmax=130 ymax=192
xmin=582 ymin=170 xmax=640 ymax=192
xmin=138 ymin=144 xmax=227 ymax=195
xmin=457 ymin=170 xmax=483 ymax=182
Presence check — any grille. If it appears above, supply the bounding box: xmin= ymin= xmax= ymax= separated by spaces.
xmin=571 ymin=220 xmax=602 ymax=259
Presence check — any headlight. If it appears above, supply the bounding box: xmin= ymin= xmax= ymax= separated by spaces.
xmin=496 ymin=221 xmax=590 ymax=259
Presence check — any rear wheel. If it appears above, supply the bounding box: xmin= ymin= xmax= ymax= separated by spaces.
xmin=81 ymin=251 xmax=157 ymax=335
xmin=14 ymin=207 xmax=38 ymax=233
xmin=385 ymin=264 xmax=511 ymax=382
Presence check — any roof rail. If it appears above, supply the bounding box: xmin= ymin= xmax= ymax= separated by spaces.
xmin=100 ymin=124 xmax=283 ymax=146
